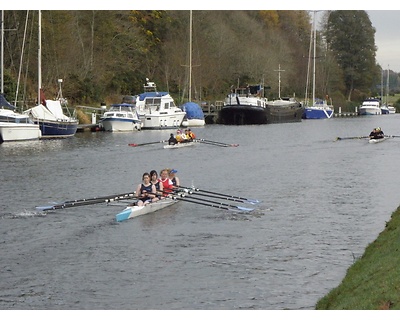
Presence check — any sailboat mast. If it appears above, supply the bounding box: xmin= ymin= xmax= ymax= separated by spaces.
xmin=312 ymin=11 xmax=316 ymax=105
xmin=38 ymin=10 xmax=41 ymax=104
xmin=386 ymin=66 xmax=389 ymax=105
xmin=1 ymin=10 xmax=4 ymax=94
xmin=189 ymin=10 xmax=192 ymax=102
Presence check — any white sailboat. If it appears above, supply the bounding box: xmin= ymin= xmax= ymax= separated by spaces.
xmin=0 ymin=10 xmax=41 ymax=143
xmin=302 ymin=11 xmax=334 ymax=119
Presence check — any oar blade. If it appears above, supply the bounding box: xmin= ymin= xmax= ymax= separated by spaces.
xmin=235 ymin=206 xmax=254 ymax=212
xmin=36 ymin=205 xmax=56 ymax=211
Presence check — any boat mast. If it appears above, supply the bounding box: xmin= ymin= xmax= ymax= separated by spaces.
xmin=38 ymin=10 xmax=41 ymax=105
xmin=274 ymin=64 xmax=285 ymax=99
xmin=386 ymin=66 xmax=389 ymax=106
xmin=1 ymin=10 xmax=4 ymax=94
xmin=189 ymin=10 xmax=192 ymax=102
xmin=312 ymin=11 xmax=316 ymax=106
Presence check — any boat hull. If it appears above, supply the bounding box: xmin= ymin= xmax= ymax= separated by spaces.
xmin=0 ymin=123 xmax=42 ymax=142
xmin=100 ymin=118 xmax=141 ymax=132
xmin=140 ymin=112 xmax=186 ymax=130
xmin=266 ymin=101 xmax=304 ymax=124
xmin=163 ymin=141 xmax=196 ymax=149
xmin=36 ymin=119 xmax=78 ymax=138
xmin=302 ymin=107 xmax=334 ymax=119
xmin=115 ymin=197 xmax=177 ymax=222
xmin=219 ymin=100 xmax=303 ymax=125
xmin=218 ymin=105 xmax=268 ymax=125
xmin=369 ymin=137 xmax=390 ymax=144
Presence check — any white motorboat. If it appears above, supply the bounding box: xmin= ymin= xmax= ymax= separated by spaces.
xmin=134 ymin=79 xmax=186 ymax=130
xmin=0 ymin=107 xmax=42 ymax=142
xmin=99 ymin=103 xmax=141 ymax=132
xmin=358 ymin=98 xmax=382 ymax=115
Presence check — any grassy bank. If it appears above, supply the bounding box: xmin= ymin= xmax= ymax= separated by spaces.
xmin=316 ymin=206 xmax=400 ymax=309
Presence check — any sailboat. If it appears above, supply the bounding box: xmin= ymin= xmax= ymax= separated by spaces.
xmin=180 ymin=10 xmax=205 ymax=127
xmin=24 ymin=11 xmax=78 ymax=138
xmin=302 ymin=11 xmax=334 ymax=119
xmin=0 ymin=10 xmax=41 ymax=143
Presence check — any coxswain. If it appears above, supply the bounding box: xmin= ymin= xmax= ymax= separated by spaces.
xmin=168 ymin=133 xmax=177 ymax=145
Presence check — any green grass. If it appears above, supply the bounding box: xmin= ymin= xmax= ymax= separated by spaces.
xmin=316 ymin=206 xmax=400 ymax=309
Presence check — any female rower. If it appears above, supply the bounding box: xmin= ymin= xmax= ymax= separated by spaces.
xmin=169 ymin=169 xmax=180 ymax=187
xmin=150 ymin=169 xmax=163 ymax=200
xmin=135 ymin=172 xmax=157 ymax=206
xmin=159 ymin=168 xmax=174 ymax=195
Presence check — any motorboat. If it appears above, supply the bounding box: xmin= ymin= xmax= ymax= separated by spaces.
xmin=99 ymin=103 xmax=141 ymax=132
xmin=0 ymin=103 xmax=41 ymax=142
xmin=134 ymin=79 xmax=186 ymax=130
xmin=358 ymin=98 xmax=382 ymax=115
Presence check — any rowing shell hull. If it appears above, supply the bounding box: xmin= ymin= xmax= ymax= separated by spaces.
xmin=163 ymin=142 xmax=196 ymax=149
xmin=115 ymin=198 xmax=177 ymax=222
xmin=369 ymin=137 xmax=390 ymax=144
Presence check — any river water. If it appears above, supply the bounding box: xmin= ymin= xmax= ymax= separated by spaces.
xmin=1 ymin=115 xmax=400 ymax=310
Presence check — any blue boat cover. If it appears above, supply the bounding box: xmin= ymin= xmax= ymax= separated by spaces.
xmin=181 ymin=102 xmax=204 ymax=119
xmin=138 ymin=92 xmax=169 ymax=101
xmin=0 ymin=94 xmax=16 ymax=110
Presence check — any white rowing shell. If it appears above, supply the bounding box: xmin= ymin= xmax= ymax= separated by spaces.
xmin=115 ymin=197 xmax=177 ymax=222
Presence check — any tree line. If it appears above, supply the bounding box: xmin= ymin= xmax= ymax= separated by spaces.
xmin=1 ymin=10 xmax=398 ymax=111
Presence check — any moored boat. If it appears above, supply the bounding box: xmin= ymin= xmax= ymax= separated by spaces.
xmin=218 ymin=84 xmax=269 ymax=125
xmin=358 ymin=98 xmax=382 ymax=115
xmin=23 ymin=12 xmax=78 ymax=138
xmin=0 ymin=96 xmax=41 ymax=143
xmin=180 ymin=102 xmax=205 ymax=127
xmin=133 ymin=79 xmax=186 ymax=130
xmin=99 ymin=103 xmax=141 ymax=132
xmin=266 ymin=98 xmax=304 ymax=123
xmin=115 ymin=197 xmax=178 ymax=222
xmin=302 ymin=11 xmax=334 ymax=120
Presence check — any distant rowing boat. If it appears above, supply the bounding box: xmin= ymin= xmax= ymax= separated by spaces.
xmin=115 ymin=197 xmax=177 ymax=222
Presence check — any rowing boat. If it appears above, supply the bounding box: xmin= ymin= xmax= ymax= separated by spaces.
xmin=115 ymin=197 xmax=177 ymax=222
xmin=163 ymin=141 xmax=196 ymax=149
xmin=369 ymin=136 xmax=390 ymax=144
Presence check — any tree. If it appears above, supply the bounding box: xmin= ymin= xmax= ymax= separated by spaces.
xmin=325 ymin=10 xmax=378 ymax=101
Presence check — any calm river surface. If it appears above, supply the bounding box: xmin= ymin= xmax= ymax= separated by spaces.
xmin=1 ymin=115 xmax=400 ymax=310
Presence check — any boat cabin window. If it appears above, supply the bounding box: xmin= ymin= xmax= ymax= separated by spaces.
xmin=145 ymin=98 xmax=162 ymax=110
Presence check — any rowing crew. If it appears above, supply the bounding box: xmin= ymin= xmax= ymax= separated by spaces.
xmin=136 ymin=168 xmax=180 ymax=206
xmin=369 ymin=127 xmax=384 ymax=140
xmin=168 ymin=129 xmax=196 ymax=145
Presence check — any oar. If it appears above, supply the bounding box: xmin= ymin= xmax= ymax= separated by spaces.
xmin=173 ymin=193 xmax=254 ymax=212
xmin=128 ymin=140 xmax=167 ymax=147
xmin=335 ymin=136 xmax=369 ymax=141
xmin=195 ymin=139 xmax=239 ymax=147
xmin=385 ymin=135 xmax=400 ymax=138
xmin=175 ymin=188 xmax=258 ymax=205
xmin=36 ymin=193 xmax=137 ymax=211
xmin=179 ymin=186 xmax=260 ymax=204
xmin=170 ymin=194 xmax=253 ymax=213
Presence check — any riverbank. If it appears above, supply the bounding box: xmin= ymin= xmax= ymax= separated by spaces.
xmin=316 ymin=205 xmax=400 ymax=309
